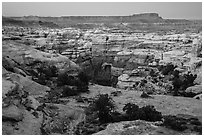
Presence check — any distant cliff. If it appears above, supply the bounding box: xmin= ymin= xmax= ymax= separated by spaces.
xmin=2 ymin=13 xmax=202 ymax=32
xmin=7 ymin=13 xmax=163 ymax=24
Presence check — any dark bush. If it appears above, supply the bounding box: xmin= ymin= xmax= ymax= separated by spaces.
xmin=73 ymin=94 xmax=115 ymax=135
xmin=123 ymin=103 xmax=140 ymax=119
xmin=78 ymin=71 xmax=90 ymax=85
xmin=89 ymin=94 xmax=115 ymax=123
xmin=57 ymin=72 xmax=76 ymax=86
xmin=181 ymin=73 xmax=197 ymax=90
xmin=37 ymin=63 xmax=58 ymax=78
xmin=159 ymin=63 xmax=177 ymax=75
xmin=163 ymin=114 xmax=202 ymax=134
xmin=140 ymin=105 xmax=162 ymax=122
xmin=44 ymin=89 xmax=62 ymax=103
xmin=61 ymin=85 xmax=78 ymax=97
xmin=172 ymin=71 xmax=197 ymax=96
xmin=123 ymin=103 xmax=162 ymax=122
xmin=163 ymin=115 xmax=189 ymax=131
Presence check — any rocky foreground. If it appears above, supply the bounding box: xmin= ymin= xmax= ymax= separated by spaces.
xmin=2 ymin=39 xmax=202 ymax=135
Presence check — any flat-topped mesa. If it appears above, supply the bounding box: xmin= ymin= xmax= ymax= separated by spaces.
xmin=132 ymin=13 xmax=163 ymax=19
xmin=8 ymin=13 xmax=164 ymax=24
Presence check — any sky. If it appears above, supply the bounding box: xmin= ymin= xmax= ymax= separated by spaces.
xmin=2 ymin=2 xmax=202 ymax=20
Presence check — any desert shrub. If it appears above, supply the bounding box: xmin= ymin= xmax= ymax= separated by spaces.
xmin=159 ymin=63 xmax=177 ymax=75
xmin=76 ymin=71 xmax=90 ymax=93
xmin=31 ymin=62 xmax=58 ymax=85
xmin=89 ymin=94 xmax=116 ymax=123
xmin=172 ymin=76 xmax=182 ymax=96
xmin=75 ymin=96 xmax=90 ymax=103
xmin=181 ymin=73 xmax=197 ymax=90
xmin=149 ymin=69 xmax=158 ymax=77
xmin=57 ymin=72 xmax=76 ymax=86
xmin=73 ymin=94 xmax=115 ymax=135
xmin=123 ymin=103 xmax=162 ymax=122
xmin=57 ymin=70 xmax=90 ymax=96
xmin=44 ymin=89 xmax=62 ymax=103
xmin=78 ymin=71 xmax=90 ymax=85
xmin=172 ymin=71 xmax=197 ymax=96
xmin=34 ymin=73 xmax=47 ymax=85
xmin=61 ymin=85 xmax=78 ymax=97
xmin=37 ymin=63 xmax=58 ymax=78
xmin=139 ymin=105 xmax=162 ymax=122
xmin=163 ymin=115 xmax=189 ymax=131
xmin=123 ymin=103 xmax=140 ymax=120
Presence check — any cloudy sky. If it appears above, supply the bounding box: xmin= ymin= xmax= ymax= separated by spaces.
xmin=2 ymin=2 xmax=202 ymax=19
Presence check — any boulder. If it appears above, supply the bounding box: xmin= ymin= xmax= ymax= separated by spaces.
xmin=13 ymin=67 xmax=27 ymax=77
xmin=2 ymin=78 xmax=16 ymax=98
xmin=25 ymin=96 xmax=41 ymax=110
xmin=2 ymin=40 xmax=80 ymax=77
xmin=94 ymin=120 xmax=180 ymax=135
xmin=111 ymin=67 xmax=124 ymax=77
xmin=194 ymin=72 xmax=202 ymax=85
xmin=185 ymin=85 xmax=202 ymax=97
xmin=2 ymin=105 xmax=24 ymax=122
xmin=9 ymin=72 xmax=50 ymax=96
xmin=117 ymin=81 xmax=135 ymax=89
xmin=193 ymin=94 xmax=202 ymax=100
xmin=2 ymin=110 xmax=43 ymax=135
xmin=118 ymin=74 xmax=129 ymax=82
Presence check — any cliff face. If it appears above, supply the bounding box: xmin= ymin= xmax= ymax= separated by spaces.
xmin=2 ymin=13 xmax=202 ymax=32
xmin=9 ymin=13 xmax=163 ymax=23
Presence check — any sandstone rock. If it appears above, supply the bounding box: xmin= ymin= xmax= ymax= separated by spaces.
xmin=25 ymin=96 xmax=41 ymax=110
xmin=185 ymin=85 xmax=202 ymax=97
xmin=118 ymin=74 xmax=129 ymax=82
xmin=117 ymin=81 xmax=135 ymax=89
xmin=194 ymin=72 xmax=202 ymax=85
xmin=193 ymin=94 xmax=202 ymax=100
xmin=9 ymin=73 xmax=50 ymax=96
xmin=111 ymin=67 xmax=124 ymax=77
xmin=2 ymin=105 xmax=24 ymax=122
xmin=94 ymin=120 xmax=180 ymax=135
xmin=13 ymin=67 xmax=27 ymax=77
xmin=2 ymin=67 xmax=9 ymax=74
xmin=42 ymin=104 xmax=85 ymax=134
xmin=2 ymin=40 xmax=80 ymax=75
xmin=2 ymin=110 xmax=43 ymax=135
xmin=2 ymin=78 xmax=16 ymax=98
xmin=117 ymin=50 xmax=133 ymax=55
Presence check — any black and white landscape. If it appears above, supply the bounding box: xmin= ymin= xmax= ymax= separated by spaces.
xmin=2 ymin=2 xmax=202 ymax=135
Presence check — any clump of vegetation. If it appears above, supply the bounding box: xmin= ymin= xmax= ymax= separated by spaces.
xmin=57 ymin=72 xmax=75 ymax=87
xmin=123 ymin=103 xmax=162 ymax=122
xmin=44 ymin=88 xmax=62 ymax=103
xmin=78 ymin=71 xmax=90 ymax=85
xmin=74 ymin=94 xmax=115 ymax=135
xmin=172 ymin=71 xmax=197 ymax=96
xmin=158 ymin=63 xmax=177 ymax=75
xmin=37 ymin=62 xmax=58 ymax=78
xmin=56 ymin=70 xmax=90 ymax=97
xmin=29 ymin=62 xmax=58 ymax=85
xmin=89 ymin=94 xmax=116 ymax=123
xmin=61 ymin=85 xmax=78 ymax=97
xmin=163 ymin=115 xmax=202 ymax=134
